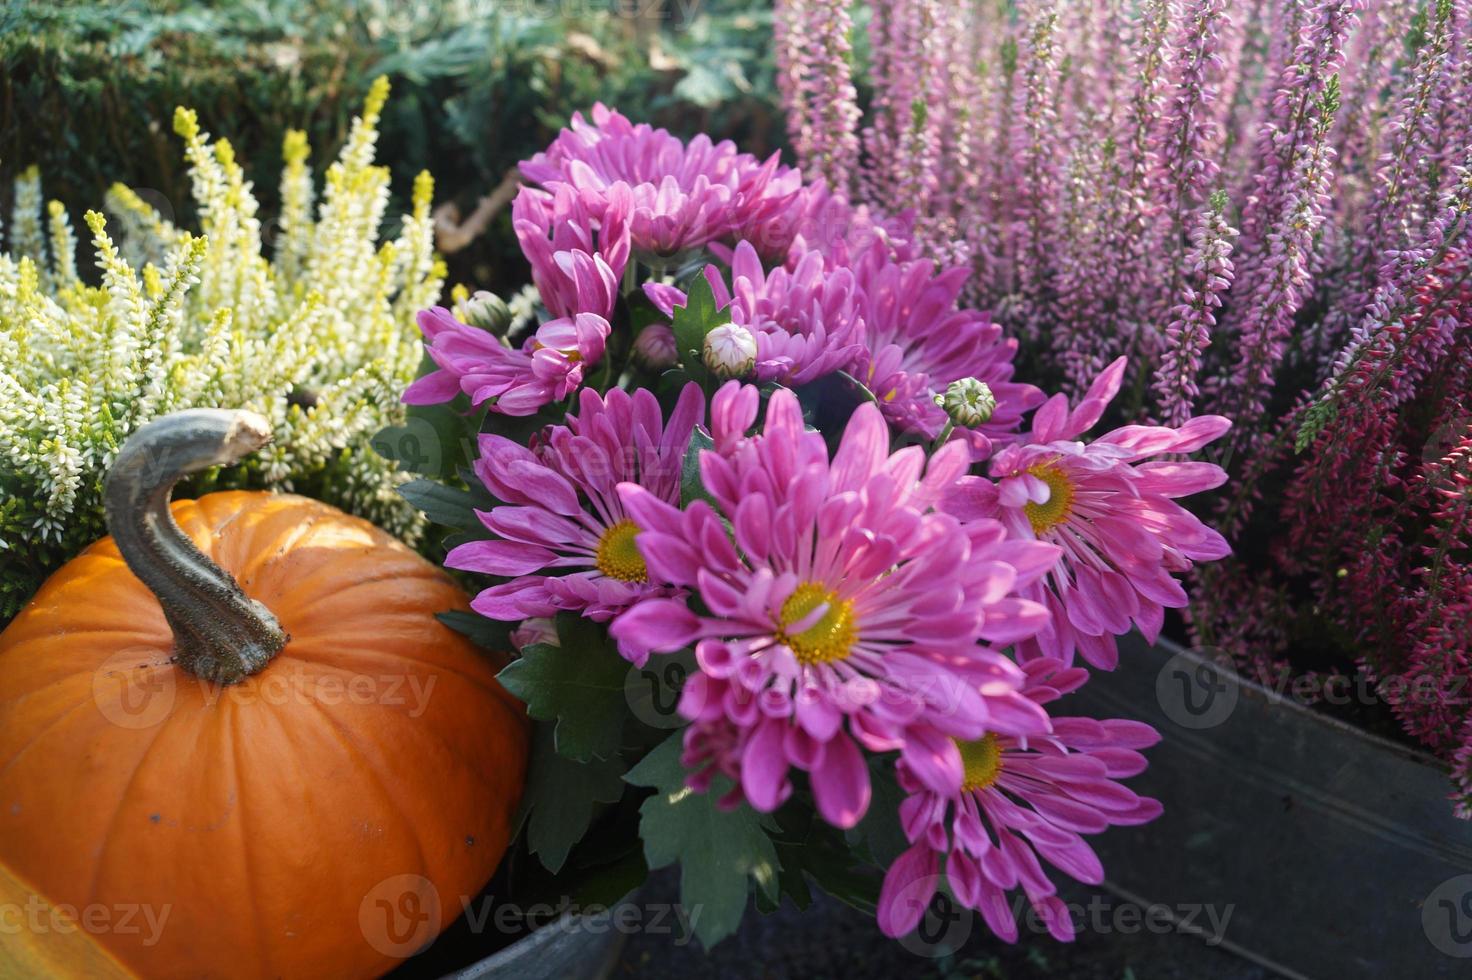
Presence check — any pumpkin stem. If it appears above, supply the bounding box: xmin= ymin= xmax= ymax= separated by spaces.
xmin=104 ymin=410 xmax=287 ymax=685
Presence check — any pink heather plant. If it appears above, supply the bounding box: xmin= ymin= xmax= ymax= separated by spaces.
xmin=946 ymin=359 xmax=1231 ymax=670
xmin=445 ymin=384 xmax=704 ymax=626
xmin=877 ymin=658 xmax=1163 ymax=942
xmin=610 ymin=386 xmax=1061 ymax=828
xmin=782 ymin=0 xmax=1472 ymax=809
xmin=773 ymin=0 xmax=862 ymax=194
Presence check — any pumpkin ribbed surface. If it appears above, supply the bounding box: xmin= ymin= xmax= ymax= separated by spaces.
xmin=0 ymin=491 xmax=528 ymax=979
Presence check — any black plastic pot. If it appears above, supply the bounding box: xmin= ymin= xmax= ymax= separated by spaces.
xmin=441 ymin=891 xmax=638 ymax=980
xmin=1070 ymin=634 xmax=1472 ymax=978
xmin=447 ymin=913 xmax=628 ymax=980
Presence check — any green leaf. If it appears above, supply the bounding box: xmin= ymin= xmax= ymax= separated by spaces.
xmin=562 ymin=847 xmax=649 ymax=910
xmin=768 ymin=794 xmax=882 ymax=916
xmin=670 ymin=271 xmax=723 ymax=385
xmin=482 ymin=403 xmax=567 ymax=445
xmin=395 ymin=478 xmax=477 ymax=529
xmin=435 ymin=610 xmax=513 ymax=654
xmin=679 ymin=428 xmax=718 ymax=509
xmin=625 ymin=734 xmax=780 ymax=947
xmin=674 ymin=62 xmax=739 ymax=107
xmin=455 ymin=466 xmax=500 ymax=511
xmin=854 ymin=755 xmax=907 ymax=866
xmin=372 ymin=359 xmax=482 ymax=480
xmin=758 ymin=851 xmax=812 ymax=913
xmin=496 ymin=614 xmax=630 ymax=762
xmin=782 ymin=841 xmax=881 ymax=916
xmin=516 ymin=723 xmax=628 ymax=874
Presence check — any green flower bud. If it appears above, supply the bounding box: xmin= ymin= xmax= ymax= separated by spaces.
xmin=938 ymin=378 xmax=996 ymax=428
xmin=456 ymin=290 xmax=512 ymax=332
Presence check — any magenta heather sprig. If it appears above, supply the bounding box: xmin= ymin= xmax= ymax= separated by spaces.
xmin=773 ymin=0 xmax=862 ymax=196
xmin=1156 ymin=190 xmax=1239 ymax=426
xmin=1007 ymin=1 xmax=1064 ymax=346
xmin=1323 ymin=0 xmax=1459 ymax=357
xmin=1219 ymin=0 xmax=1362 ymax=448
xmin=1154 ymin=0 xmax=1230 ymax=258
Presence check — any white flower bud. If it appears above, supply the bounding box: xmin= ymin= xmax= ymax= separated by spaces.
xmin=456 ymin=290 xmax=511 ymax=332
xmin=702 ymin=323 xmax=758 ymax=379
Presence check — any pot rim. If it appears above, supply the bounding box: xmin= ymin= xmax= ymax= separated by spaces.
xmin=448 ymin=889 xmax=639 ymax=979
xmin=1152 ymin=635 xmax=1447 ymax=772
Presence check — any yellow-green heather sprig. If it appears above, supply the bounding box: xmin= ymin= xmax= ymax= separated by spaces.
xmin=0 ymin=79 xmax=441 ymax=621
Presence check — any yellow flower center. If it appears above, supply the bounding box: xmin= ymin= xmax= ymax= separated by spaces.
xmin=1023 ymin=463 xmax=1076 ymax=534
xmin=957 ymin=733 xmax=1004 ymax=793
xmin=778 ymin=582 xmax=856 ymax=665
xmin=595 ymin=519 xmax=647 ymax=582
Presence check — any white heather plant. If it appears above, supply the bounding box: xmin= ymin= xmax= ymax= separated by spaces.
xmin=0 ymin=77 xmax=443 ymax=621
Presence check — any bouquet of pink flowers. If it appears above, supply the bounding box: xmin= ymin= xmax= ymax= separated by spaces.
xmin=388 ymin=106 xmax=1232 ymax=947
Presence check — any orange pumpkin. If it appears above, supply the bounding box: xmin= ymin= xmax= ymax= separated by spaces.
xmin=0 ymin=410 xmax=528 ymax=979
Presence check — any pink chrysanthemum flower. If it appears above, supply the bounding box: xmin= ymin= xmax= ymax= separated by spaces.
xmin=944 ymin=358 xmax=1232 ymax=669
xmin=402 ymin=307 xmax=612 ymax=415
xmin=512 ymin=180 xmax=632 ymax=320
xmin=877 ymin=658 xmax=1163 ymax=943
xmin=610 ymin=384 xmax=1062 ymax=828
xmin=844 ymin=241 xmax=1043 ymax=451
xmin=445 ymin=383 xmax=705 ymax=624
xmin=643 ymin=240 xmax=865 ymax=386
xmin=520 ymin=104 xmax=804 ymax=259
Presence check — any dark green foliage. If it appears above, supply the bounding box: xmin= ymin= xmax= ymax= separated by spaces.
xmin=0 ymin=0 xmax=782 ymax=288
